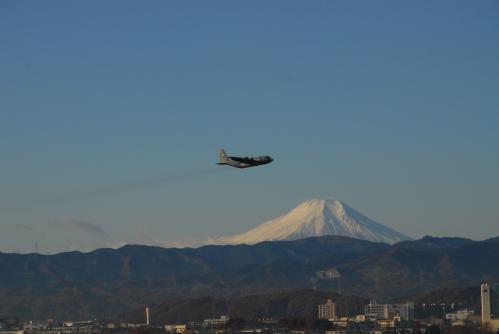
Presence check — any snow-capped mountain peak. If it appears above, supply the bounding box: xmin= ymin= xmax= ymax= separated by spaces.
xmin=220 ymin=198 xmax=411 ymax=245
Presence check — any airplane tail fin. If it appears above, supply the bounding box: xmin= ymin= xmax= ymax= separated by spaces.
xmin=218 ymin=149 xmax=229 ymax=164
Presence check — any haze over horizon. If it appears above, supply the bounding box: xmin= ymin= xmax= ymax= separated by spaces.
xmin=1 ymin=1 xmax=498 ymax=253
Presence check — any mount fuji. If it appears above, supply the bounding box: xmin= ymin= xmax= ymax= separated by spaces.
xmin=220 ymin=199 xmax=411 ymax=245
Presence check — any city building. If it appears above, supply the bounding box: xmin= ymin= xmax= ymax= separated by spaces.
xmin=388 ymin=302 xmax=415 ymax=320
xmin=202 ymin=315 xmax=230 ymax=327
xmin=145 ymin=307 xmax=150 ymax=326
xmin=365 ymin=301 xmax=389 ymax=319
xmin=445 ymin=309 xmax=475 ymax=321
xmin=365 ymin=300 xmax=414 ymax=320
xmin=0 ymin=317 xmax=23 ymax=334
xmin=22 ymin=321 xmax=98 ymax=334
xmin=481 ymin=282 xmax=499 ymax=331
xmin=482 ymin=283 xmax=492 ymax=323
xmin=164 ymin=324 xmax=186 ymax=333
xmin=0 ymin=317 xmax=20 ymax=330
xmin=318 ymin=298 xmax=337 ymax=319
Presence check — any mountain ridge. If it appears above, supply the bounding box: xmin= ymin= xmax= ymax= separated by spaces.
xmin=1 ymin=235 xmax=498 ymax=320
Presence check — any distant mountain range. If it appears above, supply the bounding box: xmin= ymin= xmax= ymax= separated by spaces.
xmin=1 ymin=235 xmax=498 ymax=321
xmin=219 ymin=199 xmax=411 ymax=245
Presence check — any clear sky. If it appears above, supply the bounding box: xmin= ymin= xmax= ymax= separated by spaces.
xmin=1 ymin=0 xmax=498 ymax=253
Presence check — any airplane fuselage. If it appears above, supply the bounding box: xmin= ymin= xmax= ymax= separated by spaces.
xmin=217 ymin=150 xmax=273 ymax=169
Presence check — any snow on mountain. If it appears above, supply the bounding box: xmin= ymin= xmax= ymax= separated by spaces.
xmin=220 ymin=199 xmax=411 ymax=245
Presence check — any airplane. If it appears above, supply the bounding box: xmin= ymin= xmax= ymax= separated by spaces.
xmin=217 ymin=149 xmax=273 ymax=169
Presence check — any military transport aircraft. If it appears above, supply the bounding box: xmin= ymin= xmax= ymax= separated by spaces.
xmin=217 ymin=149 xmax=273 ymax=169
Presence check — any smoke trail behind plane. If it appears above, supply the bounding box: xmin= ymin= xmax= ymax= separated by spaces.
xmin=1 ymin=166 xmax=227 ymax=214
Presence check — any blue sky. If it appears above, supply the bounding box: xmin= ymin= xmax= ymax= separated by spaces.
xmin=1 ymin=1 xmax=498 ymax=253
